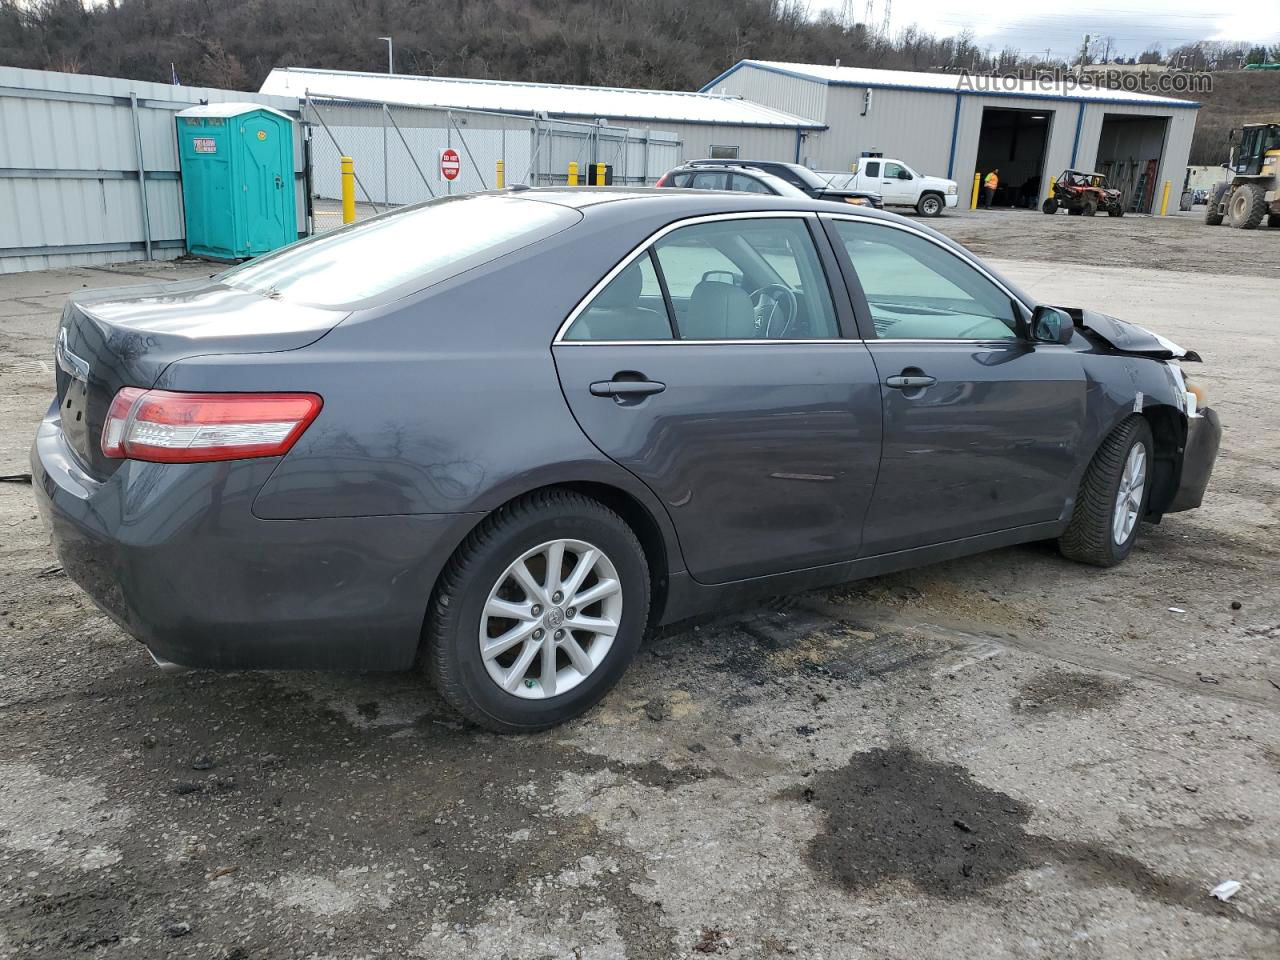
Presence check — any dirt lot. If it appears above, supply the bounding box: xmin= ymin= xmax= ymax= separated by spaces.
xmin=1 ymin=211 xmax=1278 ymax=960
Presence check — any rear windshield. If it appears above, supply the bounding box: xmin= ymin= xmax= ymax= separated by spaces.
xmin=221 ymin=194 xmax=580 ymax=309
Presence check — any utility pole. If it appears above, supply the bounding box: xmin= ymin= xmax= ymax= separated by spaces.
xmin=378 ymin=36 xmax=394 ymax=74
xmin=1076 ymin=34 xmax=1090 ymax=78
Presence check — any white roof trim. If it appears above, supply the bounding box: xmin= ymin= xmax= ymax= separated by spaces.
xmin=704 ymin=60 xmax=1200 ymax=108
xmin=260 ymin=67 xmax=825 ymax=128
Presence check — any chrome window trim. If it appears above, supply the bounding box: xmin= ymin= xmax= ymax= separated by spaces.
xmin=556 ymin=338 xmax=862 ymax=346
xmin=821 ymin=212 xmax=1034 ymax=316
xmin=553 ymin=210 xmax=834 ymax=345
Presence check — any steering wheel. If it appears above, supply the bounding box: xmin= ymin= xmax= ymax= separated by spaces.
xmin=749 ymin=283 xmax=799 ymax=338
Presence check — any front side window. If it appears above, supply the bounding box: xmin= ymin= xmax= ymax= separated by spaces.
xmin=652 ymin=219 xmax=839 ymax=340
xmin=563 ymin=252 xmax=672 ymax=341
xmin=222 ymin=194 xmax=579 ymax=309
xmin=884 ymin=162 xmax=910 ymax=179
xmin=832 ymin=220 xmax=1016 ymax=340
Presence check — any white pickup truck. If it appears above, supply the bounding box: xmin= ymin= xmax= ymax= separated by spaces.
xmin=821 ymin=158 xmax=959 ymax=217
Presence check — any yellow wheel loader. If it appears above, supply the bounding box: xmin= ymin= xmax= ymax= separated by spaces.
xmin=1205 ymin=121 xmax=1280 ymax=229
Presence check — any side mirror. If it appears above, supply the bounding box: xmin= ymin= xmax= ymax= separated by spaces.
xmin=1030 ymin=305 xmax=1074 ymax=345
xmin=897 ymin=170 xmax=912 ymax=180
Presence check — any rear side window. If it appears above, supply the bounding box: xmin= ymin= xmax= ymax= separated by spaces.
xmin=863 ymin=161 xmax=880 ymax=177
xmin=690 ymin=172 xmax=729 ymax=190
xmin=221 ymin=195 xmax=579 ymax=309
xmin=731 ymin=174 xmax=773 ymax=194
xmin=563 ymin=253 xmax=672 ymax=341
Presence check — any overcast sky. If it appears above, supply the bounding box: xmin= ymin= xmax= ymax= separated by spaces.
xmin=808 ymin=1 xmax=1280 ymax=60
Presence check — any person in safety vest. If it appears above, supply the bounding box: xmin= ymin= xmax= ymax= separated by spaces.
xmin=983 ymin=169 xmax=999 ymax=209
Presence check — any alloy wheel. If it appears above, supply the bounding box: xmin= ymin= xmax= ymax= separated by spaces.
xmin=1111 ymin=444 xmax=1147 ymax=545
xmin=479 ymin=538 xmax=623 ymax=700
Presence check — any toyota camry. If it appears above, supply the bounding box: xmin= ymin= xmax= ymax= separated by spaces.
xmin=32 ymin=188 xmax=1221 ymax=731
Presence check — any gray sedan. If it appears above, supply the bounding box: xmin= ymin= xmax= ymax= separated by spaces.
xmin=31 ymin=189 xmax=1220 ymax=732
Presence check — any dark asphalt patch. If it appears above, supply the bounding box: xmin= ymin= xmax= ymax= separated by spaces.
xmin=1014 ymin=670 xmax=1130 ymax=714
xmin=794 ymin=746 xmax=1276 ymax=929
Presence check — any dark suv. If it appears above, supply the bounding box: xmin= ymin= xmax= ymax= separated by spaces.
xmin=686 ymin=158 xmax=884 ymax=208
xmin=659 ymin=161 xmax=882 ymax=208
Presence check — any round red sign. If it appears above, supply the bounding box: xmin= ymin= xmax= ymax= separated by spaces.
xmin=440 ymin=148 xmax=461 ymax=181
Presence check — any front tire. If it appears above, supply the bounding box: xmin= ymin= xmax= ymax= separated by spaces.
xmin=917 ymin=193 xmax=944 ymax=217
xmin=1058 ymin=417 xmax=1154 ymax=567
xmin=425 ymin=490 xmax=650 ymax=732
xmin=1204 ymin=183 xmax=1229 ymax=225
xmin=1082 ymin=198 xmax=1098 ymax=217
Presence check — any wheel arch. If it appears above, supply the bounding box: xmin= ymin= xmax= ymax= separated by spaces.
xmin=419 ymin=477 xmax=681 ymax=655
xmin=1141 ymin=403 xmax=1189 ymax=517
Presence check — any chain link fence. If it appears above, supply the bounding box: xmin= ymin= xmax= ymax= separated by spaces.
xmin=303 ymin=97 xmax=681 ymax=232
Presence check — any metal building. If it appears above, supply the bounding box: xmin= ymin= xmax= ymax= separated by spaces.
xmin=260 ymin=67 xmax=824 ymax=180
xmin=703 ymin=60 xmax=1200 ymax=213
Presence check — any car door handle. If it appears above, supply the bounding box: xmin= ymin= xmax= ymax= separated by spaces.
xmin=885 ymin=374 xmax=936 ymax=389
xmin=589 ymin=379 xmax=666 ymax=398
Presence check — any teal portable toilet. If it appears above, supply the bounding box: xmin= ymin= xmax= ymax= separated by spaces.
xmin=175 ymin=103 xmax=297 ymax=261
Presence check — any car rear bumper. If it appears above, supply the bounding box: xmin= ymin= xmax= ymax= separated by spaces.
xmin=1168 ymin=406 xmax=1222 ymax=513
xmin=31 ymin=409 xmax=479 ymax=671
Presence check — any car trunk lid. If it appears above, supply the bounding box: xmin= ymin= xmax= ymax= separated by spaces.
xmin=54 ymin=278 xmax=345 ymax=477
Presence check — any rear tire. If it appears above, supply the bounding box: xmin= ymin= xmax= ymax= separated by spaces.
xmin=1058 ymin=417 xmax=1154 ymax=568
xmin=1268 ymin=213 xmax=1280 ymax=229
xmin=1227 ymin=183 xmax=1267 ymax=229
xmin=1042 ymin=198 xmax=1058 ymax=214
xmin=425 ymin=490 xmax=650 ymax=732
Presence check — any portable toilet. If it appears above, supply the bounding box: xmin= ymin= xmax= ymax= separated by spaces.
xmin=175 ymin=103 xmax=297 ymax=261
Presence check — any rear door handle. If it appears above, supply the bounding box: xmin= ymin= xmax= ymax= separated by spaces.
xmin=885 ymin=375 xmax=936 ymax=389
xmin=589 ymin=379 xmax=666 ymax=398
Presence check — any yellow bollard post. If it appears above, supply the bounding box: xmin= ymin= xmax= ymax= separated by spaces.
xmin=340 ymin=156 xmax=356 ymax=224
xmin=1048 ymin=176 xmax=1056 ymax=204
xmin=567 ymin=161 xmax=578 ymax=186
xmin=970 ymin=172 xmax=981 ymax=210
xmin=495 ymin=160 xmax=505 ymax=190
xmin=595 ymin=162 xmax=606 ymax=186
xmin=1159 ymin=180 xmax=1171 ymax=217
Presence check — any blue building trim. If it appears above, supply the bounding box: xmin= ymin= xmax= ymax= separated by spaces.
xmin=946 ymin=93 xmax=962 ymax=179
xmin=1070 ymin=102 xmax=1085 ymax=167
xmin=700 ymin=60 xmax=1201 ymax=110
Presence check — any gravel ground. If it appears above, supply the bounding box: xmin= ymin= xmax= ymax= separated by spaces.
xmin=1 ymin=212 xmax=1278 ymax=960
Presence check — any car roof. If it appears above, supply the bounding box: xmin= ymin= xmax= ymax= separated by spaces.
xmin=500 ymin=185 xmax=876 ymax=219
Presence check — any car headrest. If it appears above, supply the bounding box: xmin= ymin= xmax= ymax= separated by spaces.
xmin=684 ymin=280 xmax=756 ymax=340
xmin=594 ymin=261 xmax=644 ymax=308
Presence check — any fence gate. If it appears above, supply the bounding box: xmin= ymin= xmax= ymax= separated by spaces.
xmin=304 ymin=97 xmax=680 ymax=230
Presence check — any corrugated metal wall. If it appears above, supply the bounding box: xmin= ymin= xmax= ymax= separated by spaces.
xmin=705 ymin=68 xmax=827 ymax=125
xmin=665 ymin=123 xmax=802 ymax=165
xmin=0 ymin=67 xmax=305 ymax=273
xmin=814 ymin=85 xmax=959 ymax=174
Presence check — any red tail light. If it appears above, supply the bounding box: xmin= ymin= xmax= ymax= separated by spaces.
xmin=100 ymin=389 xmax=322 ymax=463
xmin=654 ymin=173 xmax=669 ymax=187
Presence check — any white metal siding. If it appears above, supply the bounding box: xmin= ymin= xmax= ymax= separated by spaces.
xmin=707 ymin=65 xmax=827 ymax=124
xmin=0 ymin=67 xmax=305 ymax=274
xmin=666 ymin=123 xmax=800 ymax=165
xmin=808 ymin=85 xmax=958 ymax=176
